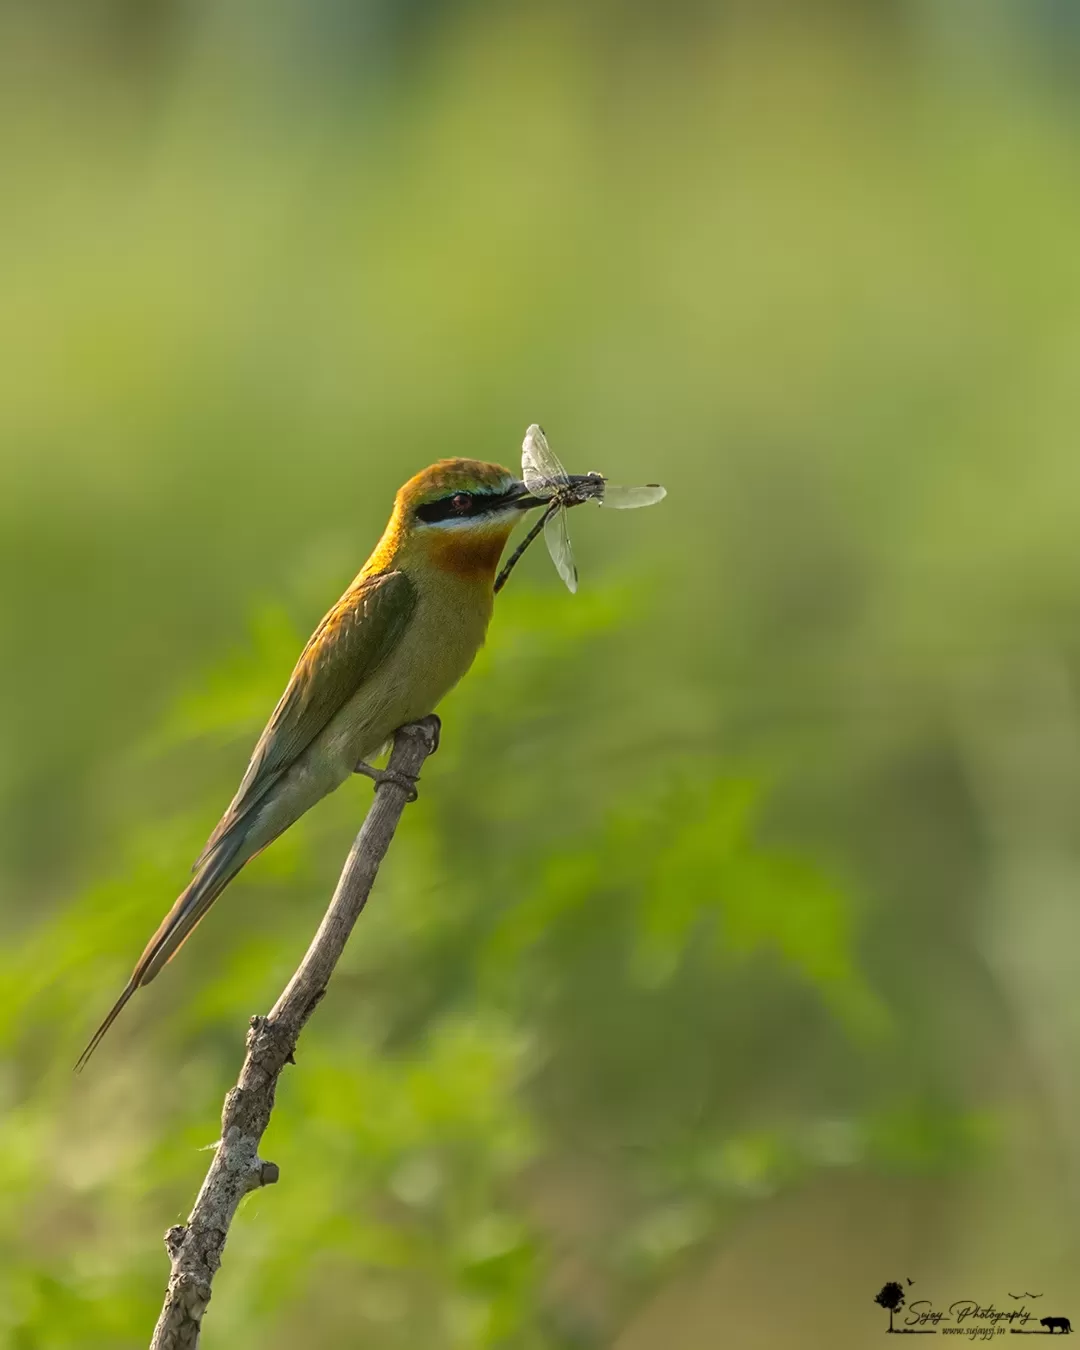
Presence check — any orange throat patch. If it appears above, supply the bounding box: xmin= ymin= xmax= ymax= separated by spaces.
xmin=427 ymin=523 xmax=515 ymax=582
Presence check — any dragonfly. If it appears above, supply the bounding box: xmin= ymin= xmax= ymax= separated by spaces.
xmin=495 ymin=425 xmax=666 ymax=594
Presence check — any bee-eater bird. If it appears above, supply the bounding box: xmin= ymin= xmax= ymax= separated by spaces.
xmin=77 ymin=458 xmax=547 ymax=1068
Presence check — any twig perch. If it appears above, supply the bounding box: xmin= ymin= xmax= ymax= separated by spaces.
xmin=148 ymin=715 xmax=441 ymax=1350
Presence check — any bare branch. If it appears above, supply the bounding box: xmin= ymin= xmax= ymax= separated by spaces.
xmin=148 ymin=715 xmax=441 ymax=1350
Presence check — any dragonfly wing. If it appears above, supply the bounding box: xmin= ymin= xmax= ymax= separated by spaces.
xmin=598 ymin=483 xmax=667 ymax=508
xmin=522 ymin=424 xmax=570 ymax=495
xmin=544 ymin=505 xmax=578 ymax=593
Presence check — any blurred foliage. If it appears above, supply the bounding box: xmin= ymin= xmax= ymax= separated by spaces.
xmin=3 ymin=1 xmax=1080 ymax=1346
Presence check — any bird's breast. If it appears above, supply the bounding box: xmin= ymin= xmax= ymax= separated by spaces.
xmin=323 ymin=568 xmax=495 ymax=768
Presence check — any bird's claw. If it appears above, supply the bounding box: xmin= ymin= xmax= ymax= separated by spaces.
xmin=354 ymin=717 xmax=440 ymax=802
xmin=415 ymin=713 xmax=441 ymax=755
xmin=353 ymin=762 xmax=419 ymax=803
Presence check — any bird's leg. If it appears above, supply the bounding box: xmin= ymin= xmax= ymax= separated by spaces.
xmin=353 ymin=761 xmax=419 ymax=802
xmin=353 ymin=716 xmax=440 ymax=802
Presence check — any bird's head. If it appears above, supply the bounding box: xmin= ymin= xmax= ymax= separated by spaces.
xmin=372 ymin=458 xmax=544 ymax=583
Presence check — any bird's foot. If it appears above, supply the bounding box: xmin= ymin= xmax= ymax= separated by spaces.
xmin=354 ymin=717 xmax=440 ymax=802
xmin=354 ymin=761 xmax=420 ymax=802
xmin=412 ymin=713 xmax=441 ymax=755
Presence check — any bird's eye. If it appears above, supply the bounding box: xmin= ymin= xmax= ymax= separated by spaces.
xmin=451 ymin=492 xmax=472 ymax=513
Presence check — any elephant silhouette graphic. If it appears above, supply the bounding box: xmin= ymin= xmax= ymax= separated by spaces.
xmin=1041 ymin=1317 xmax=1073 ymax=1334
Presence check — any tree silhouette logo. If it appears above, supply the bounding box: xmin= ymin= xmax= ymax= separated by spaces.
xmin=875 ymin=1282 xmax=906 ymax=1333
xmin=872 ymin=1280 xmax=1072 ymax=1335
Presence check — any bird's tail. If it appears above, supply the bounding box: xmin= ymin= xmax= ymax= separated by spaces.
xmin=74 ymin=837 xmax=248 ymax=1071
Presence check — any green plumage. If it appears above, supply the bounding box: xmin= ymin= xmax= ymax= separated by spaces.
xmin=194 ymin=570 xmax=417 ymax=872
xmin=76 ymin=457 xmax=528 ymax=1068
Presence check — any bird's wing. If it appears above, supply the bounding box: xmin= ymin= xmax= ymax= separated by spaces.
xmin=194 ymin=568 xmax=417 ymax=868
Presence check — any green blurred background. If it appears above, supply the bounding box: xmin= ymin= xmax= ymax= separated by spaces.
xmin=4 ymin=1 xmax=1080 ymax=1345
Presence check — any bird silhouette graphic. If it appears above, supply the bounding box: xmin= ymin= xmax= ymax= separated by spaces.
xmin=1007 ymin=1292 xmax=1043 ymax=1300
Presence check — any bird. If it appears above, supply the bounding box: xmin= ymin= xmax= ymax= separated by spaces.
xmin=76 ymin=458 xmax=548 ymax=1068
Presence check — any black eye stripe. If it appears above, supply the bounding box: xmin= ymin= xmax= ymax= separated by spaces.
xmin=415 ymin=492 xmax=513 ymax=523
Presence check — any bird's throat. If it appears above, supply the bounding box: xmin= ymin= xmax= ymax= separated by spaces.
xmin=427 ymin=524 xmax=516 ymax=583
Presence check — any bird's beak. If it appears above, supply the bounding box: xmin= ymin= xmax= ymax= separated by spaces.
xmin=507 ymin=481 xmax=548 ymax=511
